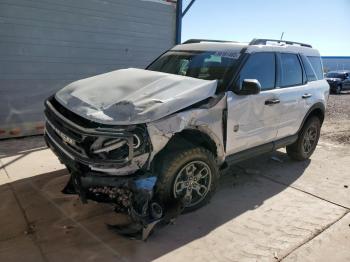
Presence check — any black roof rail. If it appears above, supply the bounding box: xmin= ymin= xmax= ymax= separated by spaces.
xmin=249 ymin=38 xmax=312 ymax=48
xmin=182 ymin=39 xmax=237 ymax=44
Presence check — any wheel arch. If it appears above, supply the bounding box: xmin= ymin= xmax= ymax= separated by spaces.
xmin=170 ymin=128 xmax=218 ymax=154
xmin=298 ymin=102 xmax=325 ymax=133
xmin=151 ymin=128 xmax=223 ymax=171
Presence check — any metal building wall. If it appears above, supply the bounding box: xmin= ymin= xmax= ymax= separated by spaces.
xmin=0 ymin=0 xmax=176 ymax=138
xmin=322 ymin=57 xmax=350 ymax=72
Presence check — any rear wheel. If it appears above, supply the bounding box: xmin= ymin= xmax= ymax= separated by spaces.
xmin=286 ymin=116 xmax=321 ymax=161
xmin=155 ymin=147 xmax=219 ymax=212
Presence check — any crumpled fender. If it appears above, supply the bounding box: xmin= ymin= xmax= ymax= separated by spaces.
xmin=146 ymin=94 xmax=227 ymax=164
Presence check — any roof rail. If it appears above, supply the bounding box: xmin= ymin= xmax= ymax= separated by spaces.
xmin=182 ymin=39 xmax=237 ymax=44
xmin=249 ymin=38 xmax=312 ymax=48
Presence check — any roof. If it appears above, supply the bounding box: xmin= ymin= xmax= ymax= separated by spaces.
xmin=247 ymin=44 xmax=320 ymax=57
xmin=172 ymin=42 xmax=248 ymax=52
xmin=172 ymin=38 xmax=320 ymax=57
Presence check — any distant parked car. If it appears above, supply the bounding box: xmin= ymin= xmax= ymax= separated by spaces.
xmin=325 ymin=71 xmax=350 ymax=94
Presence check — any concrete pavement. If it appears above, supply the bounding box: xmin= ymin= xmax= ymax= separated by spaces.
xmin=0 ymin=136 xmax=349 ymax=262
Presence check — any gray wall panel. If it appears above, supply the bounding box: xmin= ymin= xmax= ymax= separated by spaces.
xmin=0 ymin=0 xmax=176 ymax=137
xmin=322 ymin=57 xmax=350 ymax=72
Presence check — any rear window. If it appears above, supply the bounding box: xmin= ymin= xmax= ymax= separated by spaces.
xmin=280 ymin=53 xmax=303 ymax=87
xmin=307 ymin=56 xmax=324 ymax=80
xmin=301 ymin=56 xmax=317 ymax=82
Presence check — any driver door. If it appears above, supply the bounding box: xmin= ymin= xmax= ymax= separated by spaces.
xmin=226 ymin=52 xmax=279 ymax=155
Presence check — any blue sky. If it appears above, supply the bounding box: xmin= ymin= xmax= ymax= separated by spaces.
xmin=182 ymin=0 xmax=350 ymax=56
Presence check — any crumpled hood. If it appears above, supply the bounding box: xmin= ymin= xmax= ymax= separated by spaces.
xmin=55 ymin=68 xmax=217 ymax=125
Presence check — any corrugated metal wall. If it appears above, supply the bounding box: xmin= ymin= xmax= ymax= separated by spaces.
xmin=0 ymin=0 xmax=176 ymax=138
xmin=322 ymin=57 xmax=350 ymax=72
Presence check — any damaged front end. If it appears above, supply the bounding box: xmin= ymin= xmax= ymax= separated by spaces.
xmin=44 ymin=95 xmax=176 ymax=238
xmin=44 ymin=68 xmax=225 ymax=238
xmin=44 ymin=96 xmax=165 ymax=221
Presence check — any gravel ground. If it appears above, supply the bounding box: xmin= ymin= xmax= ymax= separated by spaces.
xmin=322 ymin=91 xmax=350 ymax=144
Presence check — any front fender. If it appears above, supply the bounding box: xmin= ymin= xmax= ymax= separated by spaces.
xmin=146 ymin=96 xmax=227 ymax=166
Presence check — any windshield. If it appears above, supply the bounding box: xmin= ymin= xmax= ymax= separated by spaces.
xmin=147 ymin=50 xmax=240 ymax=91
xmin=326 ymin=72 xmax=345 ymax=79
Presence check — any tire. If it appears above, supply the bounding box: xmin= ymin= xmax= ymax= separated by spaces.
xmin=286 ymin=116 xmax=321 ymax=161
xmin=155 ymin=147 xmax=219 ymax=212
xmin=335 ymin=84 xmax=342 ymax=94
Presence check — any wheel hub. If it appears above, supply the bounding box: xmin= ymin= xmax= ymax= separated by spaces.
xmin=173 ymin=160 xmax=212 ymax=207
xmin=303 ymin=125 xmax=317 ymax=154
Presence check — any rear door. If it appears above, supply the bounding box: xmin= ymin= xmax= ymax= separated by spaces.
xmin=226 ymin=52 xmax=279 ymax=155
xmin=273 ymin=53 xmax=307 ymax=139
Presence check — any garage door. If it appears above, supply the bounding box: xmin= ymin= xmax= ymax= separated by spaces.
xmin=0 ymin=0 xmax=176 ymax=138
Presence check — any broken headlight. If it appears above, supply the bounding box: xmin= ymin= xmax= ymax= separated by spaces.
xmin=89 ymin=126 xmax=148 ymax=160
xmin=132 ymin=133 xmax=142 ymax=150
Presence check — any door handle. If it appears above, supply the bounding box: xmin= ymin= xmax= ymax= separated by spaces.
xmin=302 ymin=93 xmax=312 ymax=99
xmin=265 ymin=98 xmax=280 ymax=105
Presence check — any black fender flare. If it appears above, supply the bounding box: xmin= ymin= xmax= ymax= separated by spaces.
xmin=297 ymin=102 xmax=325 ymax=133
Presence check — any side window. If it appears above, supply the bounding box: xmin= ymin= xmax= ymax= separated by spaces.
xmin=280 ymin=53 xmax=303 ymax=87
xmin=307 ymin=56 xmax=324 ymax=80
xmin=238 ymin=52 xmax=276 ymax=90
xmin=301 ymin=56 xmax=317 ymax=82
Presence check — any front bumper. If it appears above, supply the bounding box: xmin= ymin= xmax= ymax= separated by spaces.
xmin=44 ymin=97 xmax=156 ymax=208
xmin=45 ymin=130 xmax=155 ymax=206
xmin=44 ymin=97 xmax=151 ymax=174
xmin=44 ymin=122 xmax=133 ymax=170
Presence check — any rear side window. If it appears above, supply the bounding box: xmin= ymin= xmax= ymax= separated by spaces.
xmin=307 ymin=56 xmax=324 ymax=80
xmin=280 ymin=53 xmax=303 ymax=87
xmin=301 ymin=56 xmax=317 ymax=82
xmin=238 ymin=52 xmax=275 ymax=90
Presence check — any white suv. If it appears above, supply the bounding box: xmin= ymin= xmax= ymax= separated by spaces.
xmin=44 ymin=38 xmax=329 ymax=214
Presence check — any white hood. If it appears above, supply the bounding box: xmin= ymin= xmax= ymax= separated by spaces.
xmin=55 ymin=68 xmax=218 ymax=125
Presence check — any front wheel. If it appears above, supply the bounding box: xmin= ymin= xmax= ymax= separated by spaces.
xmin=286 ymin=116 xmax=321 ymax=161
xmin=155 ymin=147 xmax=219 ymax=212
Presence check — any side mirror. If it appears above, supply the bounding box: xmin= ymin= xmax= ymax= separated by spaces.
xmin=239 ymin=79 xmax=261 ymax=95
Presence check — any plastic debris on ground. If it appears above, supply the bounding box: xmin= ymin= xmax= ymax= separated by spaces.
xmin=107 ymin=175 xmax=185 ymax=240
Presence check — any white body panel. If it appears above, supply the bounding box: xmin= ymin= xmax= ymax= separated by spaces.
xmin=226 ymin=91 xmax=279 ymax=155
xmin=272 ymin=79 xmax=329 ymax=140
xmin=55 ymin=68 xmax=217 ymax=125
xmin=273 ymin=85 xmax=306 ymax=139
